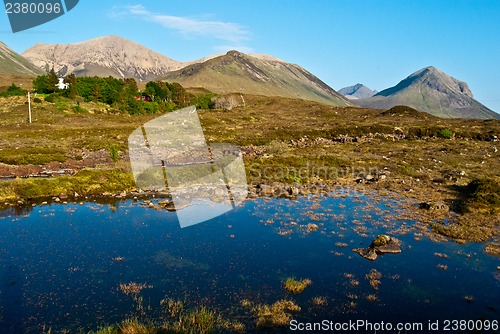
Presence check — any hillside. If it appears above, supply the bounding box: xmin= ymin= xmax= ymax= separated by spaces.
xmin=22 ymin=35 xmax=184 ymax=81
xmin=160 ymin=50 xmax=351 ymax=106
xmin=0 ymin=42 xmax=43 ymax=76
xmin=355 ymin=66 xmax=499 ymax=119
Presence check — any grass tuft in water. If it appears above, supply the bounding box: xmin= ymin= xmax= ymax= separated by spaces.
xmin=283 ymin=277 xmax=312 ymax=294
xmin=254 ymin=299 xmax=301 ymax=329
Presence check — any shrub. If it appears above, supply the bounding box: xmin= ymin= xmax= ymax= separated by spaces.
xmin=71 ymin=105 xmax=88 ymax=113
xmin=194 ymin=93 xmax=216 ymax=109
xmin=33 ymin=97 xmax=42 ymax=103
xmin=55 ymin=102 xmax=69 ymax=111
xmin=44 ymin=94 xmax=56 ymax=103
xmin=438 ymin=128 xmax=453 ymax=139
xmin=0 ymin=83 xmax=27 ymax=97
xmin=142 ymin=101 xmax=159 ymax=114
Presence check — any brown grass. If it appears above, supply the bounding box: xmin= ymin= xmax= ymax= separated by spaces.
xmin=1 ymin=93 xmax=499 ymax=242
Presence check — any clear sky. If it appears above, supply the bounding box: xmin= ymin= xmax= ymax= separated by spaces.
xmin=1 ymin=0 xmax=499 ymax=112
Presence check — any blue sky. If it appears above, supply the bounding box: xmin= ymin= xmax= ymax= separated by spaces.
xmin=1 ymin=0 xmax=499 ymax=112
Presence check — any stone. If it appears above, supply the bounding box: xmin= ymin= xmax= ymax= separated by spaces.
xmin=286 ymin=184 xmax=300 ymax=196
xmin=353 ymin=234 xmax=401 ymax=261
xmin=353 ymin=247 xmax=378 ymax=261
xmin=419 ymin=202 xmax=449 ymax=212
xmin=54 ymin=197 xmax=61 ymax=203
xmin=430 ymin=202 xmax=449 ymax=212
xmin=257 ymin=184 xmax=274 ymax=196
xmin=59 ymin=193 xmax=69 ymax=199
xmin=158 ymin=200 xmax=169 ymax=208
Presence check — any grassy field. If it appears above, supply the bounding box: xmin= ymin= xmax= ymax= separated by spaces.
xmin=0 ymin=93 xmax=499 ymax=242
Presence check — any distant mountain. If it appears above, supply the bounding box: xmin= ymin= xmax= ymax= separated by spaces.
xmin=338 ymin=83 xmax=377 ymax=100
xmin=160 ymin=50 xmax=351 ymax=106
xmin=0 ymin=42 xmax=43 ymax=76
xmin=355 ymin=66 xmax=499 ymax=119
xmin=22 ymin=35 xmax=185 ymax=81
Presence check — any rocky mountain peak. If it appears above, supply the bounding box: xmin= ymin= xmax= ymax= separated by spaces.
xmin=22 ymin=35 xmax=183 ymax=81
xmin=357 ymin=66 xmax=498 ymax=119
xmin=338 ymin=83 xmax=377 ymax=99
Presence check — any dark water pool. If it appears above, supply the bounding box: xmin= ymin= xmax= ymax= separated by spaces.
xmin=0 ymin=193 xmax=498 ymax=333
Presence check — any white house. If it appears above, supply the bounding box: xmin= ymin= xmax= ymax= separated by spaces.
xmin=56 ymin=78 xmax=69 ymax=90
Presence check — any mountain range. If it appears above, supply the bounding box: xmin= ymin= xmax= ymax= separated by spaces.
xmin=159 ymin=50 xmax=350 ymax=106
xmin=338 ymin=83 xmax=377 ymax=99
xmin=22 ymin=36 xmax=185 ymax=81
xmin=0 ymin=35 xmax=498 ymax=119
xmin=355 ymin=66 xmax=499 ymax=119
xmin=20 ymin=36 xmax=349 ymax=106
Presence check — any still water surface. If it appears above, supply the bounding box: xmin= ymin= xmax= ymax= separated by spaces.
xmin=0 ymin=193 xmax=498 ymax=332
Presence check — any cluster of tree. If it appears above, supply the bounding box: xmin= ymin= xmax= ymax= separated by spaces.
xmin=0 ymin=83 xmax=27 ymax=97
xmin=32 ymin=68 xmax=59 ymax=94
xmin=31 ymin=71 xmax=215 ymax=114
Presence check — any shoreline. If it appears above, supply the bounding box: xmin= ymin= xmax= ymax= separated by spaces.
xmin=1 ymin=168 xmax=498 ymax=247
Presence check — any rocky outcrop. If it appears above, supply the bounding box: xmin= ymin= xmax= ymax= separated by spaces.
xmin=353 ymin=234 xmax=402 ymax=261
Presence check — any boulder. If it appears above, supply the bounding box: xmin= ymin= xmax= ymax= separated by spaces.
xmin=419 ymin=202 xmax=449 ymax=212
xmin=430 ymin=202 xmax=449 ymax=211
xmin=353 ymin=234 xmax=401 ymax=261
xmin=257 ymin=184 xmax=274 ymax=196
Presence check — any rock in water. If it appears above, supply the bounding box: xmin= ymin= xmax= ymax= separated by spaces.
xmin=353 ymin=234 xmax=401 ymax=261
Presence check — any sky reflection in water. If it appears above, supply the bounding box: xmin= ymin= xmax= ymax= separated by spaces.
xmin=0 ymin=193 xmax=498 ymax=333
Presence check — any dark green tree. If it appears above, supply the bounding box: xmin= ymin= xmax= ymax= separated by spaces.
xmin=33 ymin=75 xmax=49 ymax=94
xmin=64 ymin=73 xmax=77 ymax=99
xmin=47 ymin=68 xmax=59 ymax=93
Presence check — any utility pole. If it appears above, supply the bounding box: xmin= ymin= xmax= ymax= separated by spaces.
xmin=28 ymin=92 xmax=31 ymax=124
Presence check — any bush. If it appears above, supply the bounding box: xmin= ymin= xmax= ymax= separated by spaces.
xmin=194 ymin=93 xmax=216 ymax=109
xmin=438 ymin=128 xmax=453 ymax=139
xmin=0 ymin=83 xmax=27 ymax=97
xmin=55 ymin=102 xmax=69 ymax=111
xmin=71 ymin=105 xmax=88 ymax=113
xmin=44 ymin=94 xmax=56 ymax=103
xmin=143 ymin=101 xmax=159 ymax=114
xmin=33 ymin=97 xmax=42 ymax=103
